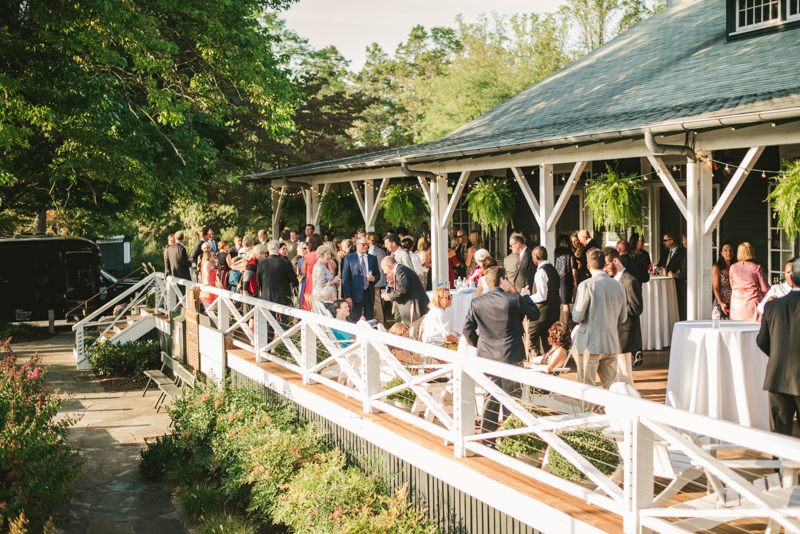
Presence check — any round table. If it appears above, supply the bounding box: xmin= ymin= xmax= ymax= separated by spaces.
xmin=640 ymin=276 xmax=680 ymax=350
xmin=666 ymin=320 xmax=769 ymax=430
xmin=426 ymin=288 xmax=476 ymax=332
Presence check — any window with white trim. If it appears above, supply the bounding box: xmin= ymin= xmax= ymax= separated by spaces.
xmin=790 ymin=0 xmax=800 ymax=18
xmin=737 ymin=0 xmax=780 ymax=30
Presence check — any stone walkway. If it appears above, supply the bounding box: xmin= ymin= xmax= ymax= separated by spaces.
xmin=12 ymin=333 xmax=189 ymax=534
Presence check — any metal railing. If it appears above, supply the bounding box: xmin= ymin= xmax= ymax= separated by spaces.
xmin=158 ymin=277 xmax=800 ymax=534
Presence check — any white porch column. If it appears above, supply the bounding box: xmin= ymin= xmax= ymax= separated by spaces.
xmin=431 ymin=175 xmax=449 ymax=288
xmin=539 ymin=164 xmax=555 ymax=252
xmin=364 ymin=180 xmax=375 ymax=232
xmin=686 ymin=157 xmax=713 ymax=320
xmin=271 ymin=188 xmax=281 ymax=240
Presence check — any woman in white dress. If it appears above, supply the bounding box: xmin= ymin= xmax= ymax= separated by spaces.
xmin=421 ymin=287 xmax=460 ymax=349
xmin=312 ymin=243 xmax=341 ymax=305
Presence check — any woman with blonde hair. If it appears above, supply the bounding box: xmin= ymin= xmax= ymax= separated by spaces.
xmin=729 ymin=242 xmax=770 ymax=321
xmin=465 ymin=230 xmax=484 ymax=271
xmin=240 ymin=234 xmax=254 ymax=255
xmin=312 ymin=242 xmax=341 ymax=305
xmin=200 ymin=249 xmax=218 ymax=304
xmin=421 ymin=287 xmax=460 ymax=349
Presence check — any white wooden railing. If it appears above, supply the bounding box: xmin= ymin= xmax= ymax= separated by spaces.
xmin=149 ymin=277 xmax=800 ymax=533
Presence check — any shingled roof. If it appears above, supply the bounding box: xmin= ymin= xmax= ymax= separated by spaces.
xmin=246 ymin=0 xmax=800 ymax=181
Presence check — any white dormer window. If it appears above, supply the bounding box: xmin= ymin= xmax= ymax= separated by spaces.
xmin=737 ymin=0 xmax=779 ymax=30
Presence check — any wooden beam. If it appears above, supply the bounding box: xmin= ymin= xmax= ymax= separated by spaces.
xmin=350 ymin=181 xmax=366 ymax=221
xmin=547 ymin=162 xmax=587 ymax=232
xmin=312 ymin=183 xmax=329 ymax=229
xmin=367 ymin=177 xmax=390 ymax=228
xmin=703 ymin=146 xmax=765 ymax=235
xmin=647 ymin=156 xmax=688 ymax=220
xmin=440 ymin=171 xmax=470 ymax=230
xmin=512 ymin=167 xmax=542 ymax=228
xmin=417 ymin=176 xmax=431 ymax=205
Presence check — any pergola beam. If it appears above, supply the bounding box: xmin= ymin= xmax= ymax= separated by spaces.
xmin=350 ymin=181 xmax=366 ymax=221
xmin=703 ymin=146 xmax=765 ymax=235
xmin=271 ymin=186 xmax=286 ymax=239
xmin=440 ymin=171 xmax=470 ymax=230
xmin=367 ymin=177 xmax=390 ymax=229
xmin=417 ymin=176 xmax=431 ymax=204
xmin=648 ymin=156 xmax=688 ymax=220
xmin=511 ymin=167 xmax=543 ymax=228
xmin=547 ymin=161 xmax=587 ymax=232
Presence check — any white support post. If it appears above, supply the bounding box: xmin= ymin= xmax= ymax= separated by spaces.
xmin=367 ymin=177 xmax=390 ymax=232
xmin=441 ymin=171 xmax=470 ymax=229
xmin=648 ymin=156 xmax=688 ymax=220
xmin=271 ymin=186 xmax=286 ymax=240
xmin=254 ymin=309 xmax=269 ymax=363
xmin=452 ymin=363 xmax=477 ymax=457
xmin=364 ymin=180 xmax=375 ymax=232
xmin=217 ymin=298 xmax=231 ymax=334
xmin=312 ymin=184 xmax=328 ymax=230
xmin=350 ymin=181 xmax=366 ymax=221
xmin=167 ymin=282 xmax=177 ymax=314
xmin=304 ymin=189 xmax=313 ymax=228
xmin=540 ymin=164 xmax=555 ymax=252
xmin=622 ymin=416 xmax=655 ymax=534
xmin=429 ymin=175 xmax=450 ymax=289
xmin=300 ymin=321 xmax=317 ymax=385
xmin=686 ymin=157 xmax=714 ymax=320
xmin=512 ymin=167 xmax=543 ymax=228
xmin=703 ymin=146 xmax=765 ymax=235
xmin=360 ymin=339 xmax=381 ymax=414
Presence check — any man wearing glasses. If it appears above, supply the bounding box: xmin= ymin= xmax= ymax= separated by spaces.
xmin=342 ymin=238 xmax=379 ymax=321
xmin=454 ymin=230 xmax=470 ymax=279
xmin=657 ymin=231 xmax=687 ymax=320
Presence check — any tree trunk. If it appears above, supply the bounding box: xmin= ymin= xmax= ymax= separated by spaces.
xmin=33 ymin=208 xmax=48 ymax=234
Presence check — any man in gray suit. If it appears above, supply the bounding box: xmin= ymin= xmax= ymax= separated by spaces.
xmin=572 ymin=248 xmax=633 ymax=388
xmin=604 ymin=247 xmax=643 ymax=368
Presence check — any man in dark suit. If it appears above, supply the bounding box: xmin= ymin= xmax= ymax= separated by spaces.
xmin=464 ymin=266 xmax=540 ymax=433
xmin=657 ymin=231 xmax=687 ymax=321
xmin=380 ymin=257 xmax=429 ymax=335
xmin=342 ymin=237 xmax=379 ymax=321
xmin=528 ymin=246 xmax=561 ymax=355
xmin=454 ymin=229 xmax=470 ymax=278
xmin=616 ymin=240 xmax=649 ymax=285
xmin=604 ymin=247 xmax=644 ymax=368
xmin=257 ymin=240 xmax=299 ymax=306
xmin=757 ymin=258 xmax=800 ymax=436
xmin=165 ymin=231 xmax=192 ymax=280
xmin=163 ymin=233 xmax=175 ymax=275
xmin=193 ymin=228 xmax=218 ymax=265
xmin=509 ymin=233 xmax=536 ymax=293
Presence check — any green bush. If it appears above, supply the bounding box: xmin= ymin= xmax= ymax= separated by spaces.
xmin=547 ymin=428 xmax=620 ymax=482
xmin=273 ymin=329 xmax=329 ymax=364
xmin=0 ymin=339 xmax=85 ymax=531
xmin=0 ymin=320 xmax=52 ymax=343
xmin=179 ymin=482 xmax=222 ymax=522
xmin=199 ymin=511 xmax=258 ymax=534
xmin=386 ymin=376 xmax=416 ymax=406
xmin=139 ymin=434 xmax=188 ymax=482
xmin=87 ymin=339 xmax=160 ymax=376
xmin=497 ymin=415 xmax=545 ymax=458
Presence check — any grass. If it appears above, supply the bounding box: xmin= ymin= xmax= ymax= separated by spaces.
xmin=199 ymin=511 xmax=259 ymax=534
xmin=0 ymin=320 xmax=53 ymax=342
xmin=179 ymin=482 xmax=222 ymax=523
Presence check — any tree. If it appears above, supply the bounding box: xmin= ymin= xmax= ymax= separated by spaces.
xmin=0 ymin=0 xmax=298 ymax=233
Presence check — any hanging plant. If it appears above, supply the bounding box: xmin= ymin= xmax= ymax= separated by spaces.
xmin=382 ymin=185 xmax=428 ymax=227
xmin=547 ymin=428 xmax=620 ymax=482
xmin=464 ymin=177 xmax=515 ymax=232
xmin=766 ymin=159 xmax=800 ymax=242
xmin=319 ymin=187 xmax=363 ymax=232
xmin=584 ymin=165 xmax=647 ymax=235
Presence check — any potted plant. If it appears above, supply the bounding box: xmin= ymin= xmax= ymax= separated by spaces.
xmin=385 ymin=376 xmax=416 ymax=411
xmin=382 ymin=185 xmax=428 ymax=228
xmin=766 ymin=159 xmax=800 ymax=242
xmin=319 ymin=187 xmax=364 ymax=233
xmin=465 ymin=177 xmax=515 ymax=232
xmin=547 ymin=428 xmax=620 ymax=483
xmin=497 ymin=415 xmax=546 ymax=465
xmin=584 ymin=165 xmax=647 ymax=236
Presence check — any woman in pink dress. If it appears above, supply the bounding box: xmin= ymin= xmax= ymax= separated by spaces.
xmin=301 ymin=233 xmax=323 ymax=311
xmin=729 ymin=242 xmax=770 ymax=322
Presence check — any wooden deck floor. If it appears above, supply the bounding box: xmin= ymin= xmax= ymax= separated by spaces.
xmin=227 ymin=347 xmax=782 ymax=534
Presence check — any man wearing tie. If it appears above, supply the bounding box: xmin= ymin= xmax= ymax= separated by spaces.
xmin=193 ymin=228 xmax=218 ymax=264
xmin=342 ymin=237 xmax=379 ymax=321
xmin=657 ymin=231 xmax=687 ymax=320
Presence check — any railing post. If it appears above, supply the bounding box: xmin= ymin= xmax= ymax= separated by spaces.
xmin=154 ymin=276 xmax=164 ymax=314
xmin=622 ymin=416 xmax=655 ymax=534
xmin=300 ymin=321 xmax=317 ymax=385
xmin=360 ymin=338 xmax=380 ymax=414
xmin=167 ymin=280 xmax=177 ymax=314
xmin=217 ymin=297 xmax=231 ymax=333
xmin=453 ymin=363 xmax=477 ymax=457
xmin=254 ymin=307 xmax=268 ymax=363
xmin=75 ymin=325 xmax=91 ymax=370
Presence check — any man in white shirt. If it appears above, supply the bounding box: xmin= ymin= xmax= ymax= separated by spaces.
xmin=257 ymin=229 xmax=267 ymax=245
xmin=384 ymin=234 xmax=414 ymax=270
xmin=758 ymin=258 xmax=796 ymax=315
xmin=527 ymin=246 xmax=561 ymax=355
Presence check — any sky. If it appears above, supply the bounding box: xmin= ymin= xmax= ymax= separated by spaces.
xmin=281 ymin=0 xmax=566 ymax=72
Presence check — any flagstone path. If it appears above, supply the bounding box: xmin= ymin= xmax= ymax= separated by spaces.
xmin=12 ymin=333 xmax=189 ymax=534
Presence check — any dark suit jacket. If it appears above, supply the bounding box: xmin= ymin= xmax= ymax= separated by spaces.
xmin=617 ymin=271 xmax=643 ymax=354
xmin=386 ymin=264 xmax=429 ymax=323
xmin=342 ymin=252 xmax=379 ymax=304
xmin=165 ymin=243 xmax=192 ymax=280
xmin=464 ymin=287 xmax=540 ymax=365
xmin=757 ymin=291 xmax=800 ymax=396
xmin=193 ymin=240 xmax=218 ymax=265
xmin=658 ymin=246 xmax=686 ymax=276
xmin=620 ymin=254 xmax=649 ymax=285
xmin=257 ymin=254 xmax=298 ymax=306
xmin=514 ymin=248 xmax=537 ymax=292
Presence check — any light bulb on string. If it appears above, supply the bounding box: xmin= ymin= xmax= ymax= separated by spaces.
xmin=762 ymin=172 xmax=767 ymax=178
xmin=724 ymin=165 xmax=730 ymax=174
xmin=672 ymin=165 xmax=677 ymax=172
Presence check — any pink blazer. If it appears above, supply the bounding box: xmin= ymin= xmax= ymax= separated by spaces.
xmin=729 ymin=261 xmax=770 ymax=322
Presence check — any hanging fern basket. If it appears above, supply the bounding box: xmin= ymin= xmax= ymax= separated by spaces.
xmin=382 ymin=185 xmax=428 ymax=227
xmin=465 ymin=178 xmax=515 ymax=232
xmin=584 ymin=165 xmax=647 ymax=236
xmin=766 ymin=160 xmax=800 ymax=242
xmin=319 ymin=187 xmax=363 ymax=232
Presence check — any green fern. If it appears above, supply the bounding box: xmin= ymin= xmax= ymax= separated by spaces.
xmin=766 ymin=160 xmax=800 ymax=242
xmin=464 ymin=178 xmax=515 ymax=232
xmin=382 ymin=185 xmax=428 ymax=227
xmin=319 ymin=187 xmax=363 ymax=231
xmin=584 ymin=165 xmax=647 ymax=235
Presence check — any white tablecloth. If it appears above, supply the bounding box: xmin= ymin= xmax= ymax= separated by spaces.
xmin=666 ymin=320 xmax=769 ymax=430
xmin=640 ymin=276 xmax=680 ymax=350
xmin=426 ymin=289 xmax=476 ymax=332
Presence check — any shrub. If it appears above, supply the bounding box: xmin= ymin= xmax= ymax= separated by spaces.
xmin=0 ymin=339 xmax=85 ymax=532
xmin=87 ymin=339 xmax=161 ymax=376
xmin=273 ymin=330 xmax=329 ymax=364
xmin=385 ymin=377 xmax=416 ymax=406
xmin=199 ymin=511 xmax=258 ymax=534
xmin=179 ymin=482 xmax=222 ymax=523
xmin=139 ymin=434 xmax=188 ymax=482
xmin=497 ymin=415 xmax=545 ymax=458
xmin=547 ymin=428 xmax=620 ymax=482
xmin=0 ymin=321 xmax=52 ymax=343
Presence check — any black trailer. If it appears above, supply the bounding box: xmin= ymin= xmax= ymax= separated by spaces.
xmin=0 ymin=235 xmax=104 ymax=322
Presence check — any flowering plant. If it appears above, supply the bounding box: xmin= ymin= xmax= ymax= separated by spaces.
xmin=0 ymin=338 xmax=85 ymax=531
